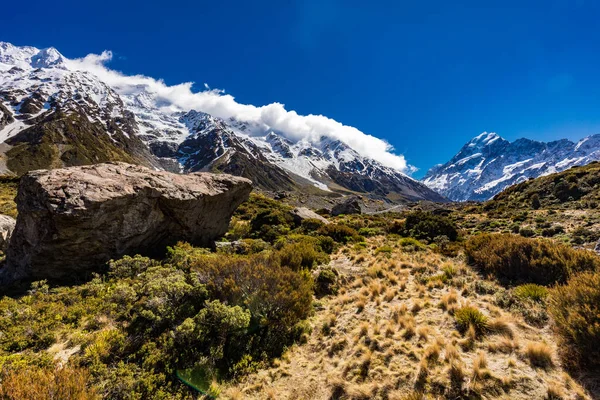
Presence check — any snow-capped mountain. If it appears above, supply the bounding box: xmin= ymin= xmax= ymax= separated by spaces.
xmin=423 ymin=132 xmax=600 ymax=201
xmin=0 ymin=42 xmax=444 ymax=202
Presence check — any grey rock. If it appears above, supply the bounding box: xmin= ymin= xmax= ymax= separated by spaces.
xmin=0 ymin=214 xmax=16 ymax=253
xmin=291 ymin=207 xmax=329 ymax=225
xmin=331 ymin=196 xmax=362 ymax=216
xmin=2 ymin=162 xmax=252 ymax=284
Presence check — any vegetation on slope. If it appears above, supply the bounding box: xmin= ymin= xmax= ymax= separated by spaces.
xmin=489 ymin=161 xmax=600 ymax=210
xmin=0 ymin=168 xmax=600 ymax=399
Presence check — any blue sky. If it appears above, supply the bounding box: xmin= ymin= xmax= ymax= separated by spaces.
xmin=2 ymin=0 xmax=600 ymax=176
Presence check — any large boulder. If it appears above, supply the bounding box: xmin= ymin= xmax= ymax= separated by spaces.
xmin=291 ymin=207 xmax=330 ymax=225
xmin=0 ymin=214 xmax=16 ymax=253
xmin=331 ymin=196 xmax=362 ymax=216
xmin=1 ymin=163 xmax=252 ymax=284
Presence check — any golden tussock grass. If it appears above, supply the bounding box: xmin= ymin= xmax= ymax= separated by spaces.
xmin=411 ymin=301 xmax=423 ymax=314
xmin=472 ymin=351 xmax=493 ymax=382
xmin=488 ymin=336 xmax=519 ymax=354
xmin=401 ymin=318 xmax=416 ymax=339
xmin=546 ymin=380 xmax=565 ymax=400
xmin=383 ymin=288 xmax=396 ymax=302
xmin=416 ymin=326 xmax=432 ymax=342
xmin=439 ymin=289 xmax=458 ymax=311
xmin=423 ymin=343 xmax=441 ymax=363
xmin=524 ymin=341 xmax=554 ymax=369
xmin=444 ymin=343 xmax=459 ymax=362
xmin=487 ymin=316 xmax=514 ymax=339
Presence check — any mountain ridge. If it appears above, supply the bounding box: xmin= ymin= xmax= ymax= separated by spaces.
xmin=0 ymin=41 xmax=445 ymax=203
xmin=422 ymin=132 xmax=600 ymax=201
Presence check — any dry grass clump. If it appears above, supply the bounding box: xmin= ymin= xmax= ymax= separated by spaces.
xmin=488 ymin=336 xmax=519 ymax=354
xmin=422 ymin=343 xmax=440 ymax=363
xmin=367 ymin=264 xmax=384 ymax=278
xmin=411 ymin=301 xmax=423 ymax=314
xmin=416 ymin=326 xmax=431 ymax=342
xmin=369 ymin=280 xmax=383 ymax=297
xmin=414 ymin=359 xmax=429 ymax=390
xmin=398 ymin=278 xmax=407 ymax=291
xmin=356 ymin=295 xmax=367 ymax=313
xmin=224 ymin=387 xmax=244 ymax=400
xmin=487 ymin=316 xmax=514 ymax=339
xmin=549 ymin=270 xmax=600 ymax=368
xmin=444 ymin=343 xmax=459 ymax=362
xmin=391 ymin=303 xmax=408 ymax=323
xmin=400 ymin=316 xmax=416 ymax=339
xmin=546 ymin=380 xmax=565 ymax=400
xmin=358 ymin=321 xmax=370 ymax=338
xmin=384 ymin=322 xmax=396 ymax=338
xmin=0 ymin=365 xmax=99 ymax=400
xmin=472 ymin=351 xmax=493 ymax=381
xmin=439 ymin=289 xmax=458 ymax=311
xmin=524 ymin=341 xmax=554 ymax=369
xmin=383 ymin=288 xmax=396 ymax=302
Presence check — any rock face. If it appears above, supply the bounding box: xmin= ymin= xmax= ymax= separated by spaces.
xmin=0 ymin=215 xmax=16 ymax=253
xmin=1 ymin=163 xmax=252 ymax=284
xmin=331 ymin=196 xmax=362 ymax=216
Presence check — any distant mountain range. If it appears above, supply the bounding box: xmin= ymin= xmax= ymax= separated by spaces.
xmin=422 ymin=132 xmax=600 ymax=201
xmin=0 ymin=42 xmax=444 ymax=203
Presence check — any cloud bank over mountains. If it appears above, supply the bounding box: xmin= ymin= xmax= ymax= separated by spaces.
xmin=66 ymin=50 xmax=413 ymax=173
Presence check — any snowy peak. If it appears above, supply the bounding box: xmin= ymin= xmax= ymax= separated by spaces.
xmin=423 ymin=132 xmax=600 ymax=201
xmin=31 ymin=47 xmax=66 ymax=69
xmin=468 ymin=132 xmax=502 ymax=147
xmin=0 ymin=41 xmax=445 ymax=203
xmin=0 ymin=42 xmax=66 ymax=70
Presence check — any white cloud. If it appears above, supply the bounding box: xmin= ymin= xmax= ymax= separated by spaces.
xmin=66 ymin=50 xmax=413 ymax=173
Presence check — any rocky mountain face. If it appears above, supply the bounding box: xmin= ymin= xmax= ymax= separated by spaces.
xmin=2 ymin=162 xmax=252 ymax=284
xmin=0 ymin=42 xmax=444 ymax=203
xmin=422 ymin=132 xmax=600 ymax=201
xmin=0 ymin=43 xmax=161 ymax=174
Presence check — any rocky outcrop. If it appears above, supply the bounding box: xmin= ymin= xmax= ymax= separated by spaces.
xmin=1 ymin=162 xmax=252 ymax=284
xmin=291 ymin=207 xmax=329 ymax=225
xmin=0 ymin=215 xmax=15 ymax=252
xmin=331 ymin=196 xmax=362 ymax=216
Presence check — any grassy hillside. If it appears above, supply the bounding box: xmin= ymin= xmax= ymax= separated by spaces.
xmin=490 ymin=161 xmax=600 ymax=210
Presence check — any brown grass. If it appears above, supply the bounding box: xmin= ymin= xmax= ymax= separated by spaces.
xmin=524 ymin=342 xmax=554 ymax=369
xmin=0 ymin=365 xmax=99 ymax=400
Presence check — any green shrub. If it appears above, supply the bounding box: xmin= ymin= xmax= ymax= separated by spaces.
xmin=400 ymin=211 xmax=459 ymax=242
xmin=301 ymin=218 xmax=325 ymax=232
xmin=519 ymin=227 xmax=536 ymax=237
xmin=278 ymin=241 xmax=329 ymax=270
xmin=454 ymin=306 xmax=488 ymax=335
xmin=399 ymin=237 xmax=427 ymax=252
xmin=375 ymin=245 xmax=393 ymax=255
xmin=549 ymin=271 xmax=600 ymax=368
xmin=190 ymin=252 xmax=314 ymax=358
xmin=541 ymin=225 xmax=564 ymax=237
xmin=358 ymin=227 xmax=383 ymax=237
xmin=318 ymin=223 xmax=360 ymax=244
xmin=465 ymin=234 xmax=600 ymax=285
xmin=108 ymin=255 xmax=158 ymax=278
xmin=250 ymin=209 xmax=294 ymax=242
xmin=530 ymin=193 xmax=541 ymax=209
xmin=316 ymin=236 xmax=335 ymax=254
xmin=315 ymin=267 xmax=339 ymax=296
xmin=514 ymin=284 xmax=548 ymax=302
